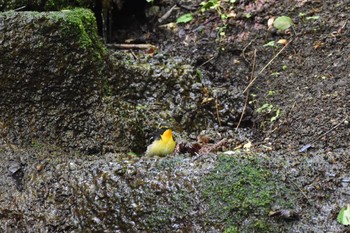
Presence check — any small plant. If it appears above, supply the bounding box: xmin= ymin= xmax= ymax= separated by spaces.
xmin=217 ymin=24 xmax=227 ymax=37
xmin=245 ymin=13 xmax=252 ymax=19
xmin=270 ymin=72 xmax=280 ymax=77
xmin=267 ymin=90 xmax=277 ymax=96
xmin=256 ymin=103 xmax=281 ymax=122
xmin=200 ymin=0 xmax=221 ymax=12
xmin=199 ymin=0 xmax=237 ymax=40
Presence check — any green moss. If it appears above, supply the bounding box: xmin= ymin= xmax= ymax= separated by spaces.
xmin=224 ymin=225 xmax=239 ymax=233
xmin=144 ymin=185 xmax=193 ymax=232
xmin=8 ymin=8 xmax=108 ymax=82
xmin=49 ymin=8 xmax=103 ymax=52
xmin=202 ymin=154 xmax=280 ymax=231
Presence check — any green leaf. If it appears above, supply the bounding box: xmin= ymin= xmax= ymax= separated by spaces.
xmin=221 ymin=13 xmax=228 ymax=20
xmin=176 ymin=13 xmax=193 ymax=24
xmin=273 ymin=16 xmax=293 ymax=30
xmin=270 ymin=108 xmax=280 ymax=122
xmin=267 ymin=90 xmax=277 ymax=96
xmin=337 ymin=204 xmax=350 ymax=225
xmin=196 ymin=69 xmax=203 ymax=79
xmin=245 ymin=13 xmax=252 ymax=19
xmin=256 ymin=103 xmax=273 ymax=113
xmin=306 ymin=15 xmax=320 ymax=20
xmin=263 ymin=41 xmax=275 ymax=47
xmin=271 ymin=72 xmax=280 ymax=77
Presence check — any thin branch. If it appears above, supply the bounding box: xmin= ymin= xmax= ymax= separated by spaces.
xmin=199 ymin=56 xmax=215 ymax=67
xmin=242 ymin=39 xmax=255 ymax=64
xmin=107 ymin=43 xmax=157 ymax=50
xmin=216 ymin=96 xmax=222 ymax=127
xmin=243 ymin=39 xmax=293 ymax=93
xmin=14 ymin=6 xmax=26 ymax=11
xmin=287 ymin=176 xmax=312 ymax=205
xmin=158 ymin=5 xmax=177 ymax=23
xmin=236 ymin=49 xmax=256 ymax=130
xmin=311 ymin=115 xmax=349 ymax=143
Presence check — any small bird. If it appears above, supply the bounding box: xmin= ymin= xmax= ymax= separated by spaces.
xmin=145 ymin=127 xmax=176 ymax=156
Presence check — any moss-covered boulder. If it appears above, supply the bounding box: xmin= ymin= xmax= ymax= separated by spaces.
xmin=0 ymin=8 xmax=111 ymax=151
xmin=0 ymin=146 xmax=296 ymax=232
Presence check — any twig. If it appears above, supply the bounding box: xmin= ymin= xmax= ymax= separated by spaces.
xmin=158 ymin=5 xmax=177 ymax=23
xmin=243 ymin=39 xmax=293 ymax=93
xmin=107 ymin=43 xmax=157 ymax=50
xmin=216 ymin=96 xmax=222 ymax=127
xmin=199 ymin=56 xmax=215 ymax=67
xmin=242 ymin=39 xmax=255 ymax=64
xmin=14 ymin=6 xmax=26 ymax=11
xmin=286 ymin=176 xmax=312 ymax=205
xmin=311 ymin=115 xmax=349 ymax=143
xmin=236 ymin=49 xmax=256 ymax=130
xmin=199 ymin=138 xmax=228 ymax=155
xmin=130 ymin=50 xmax=138 ymax=60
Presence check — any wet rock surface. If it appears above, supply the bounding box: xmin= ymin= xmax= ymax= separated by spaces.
xmin=0 ymin=9 xmax=109 ymax=152
xmin=108 ymin=51 xmax=247 ymax=133
xmin=0 ymin=145 xmax=297 ymax=232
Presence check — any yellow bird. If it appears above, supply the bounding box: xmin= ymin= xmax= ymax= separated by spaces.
xmin=145 ymin=127 xmax=176 ymax=156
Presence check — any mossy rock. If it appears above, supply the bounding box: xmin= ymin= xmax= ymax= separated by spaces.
xmin=0 ymin=8 xmax=109 ymax=151
xmin=201 ymin=153 xmax=296 ymax=232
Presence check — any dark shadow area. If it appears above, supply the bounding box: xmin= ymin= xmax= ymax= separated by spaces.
xmin=94 ymin=0 xmax=148 ymax=43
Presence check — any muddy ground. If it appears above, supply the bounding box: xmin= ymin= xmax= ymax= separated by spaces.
xmin=112 ymin=0 xmax=350 ymax=231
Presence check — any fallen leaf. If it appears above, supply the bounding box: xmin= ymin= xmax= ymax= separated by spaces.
xmin=277 ymin=39 xmax=288 ymax=45
xmin=243 ymin=140 xmax=252 ymax=151
xmin=267 ymin=17 xmax=275 ymax=30
xmin=337 ymin=204 xmax=350 ymax=225
xmin=273 ymin=16 xmax=293 ymax=30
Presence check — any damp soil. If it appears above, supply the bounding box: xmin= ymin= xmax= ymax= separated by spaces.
xmin=109 ymin=0 xmax=349 ymax=231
